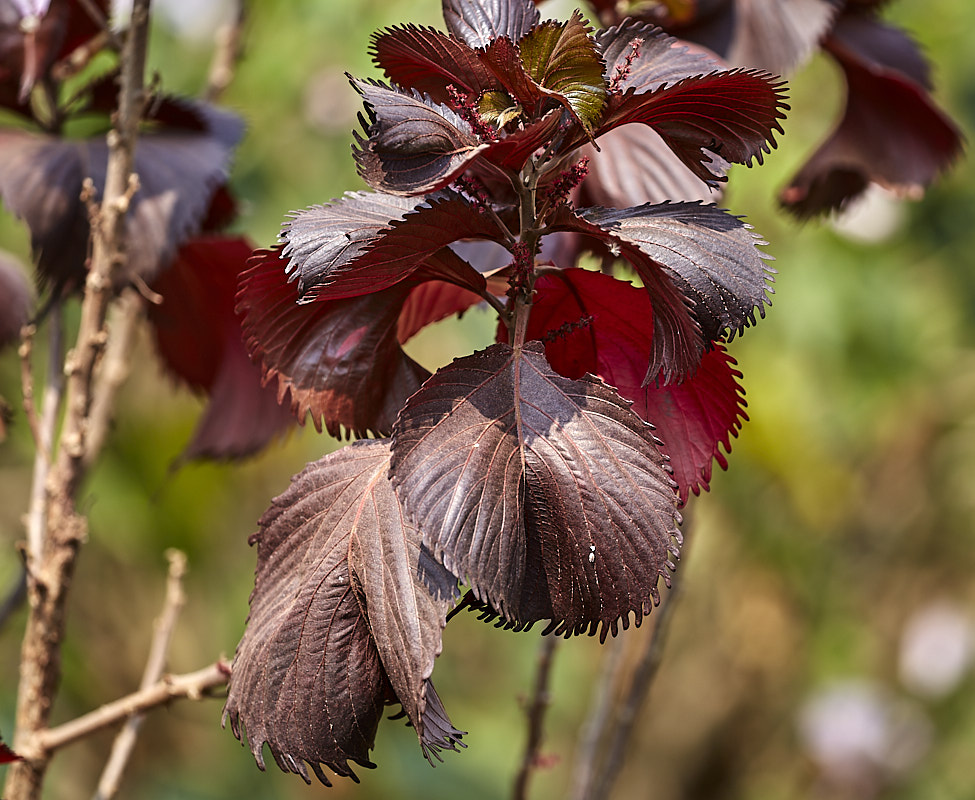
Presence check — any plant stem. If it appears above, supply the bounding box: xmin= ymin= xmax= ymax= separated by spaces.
xmin=4 ymin=4 xmax=152 ymax=797
xmin=512 ymin=635 xmax=559 ymax=800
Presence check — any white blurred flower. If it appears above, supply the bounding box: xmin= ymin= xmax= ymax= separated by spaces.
xmin=831 ymin=184 xmax=905 ymax=244
xmin=899 ymin=601 xmax=975 ymax=699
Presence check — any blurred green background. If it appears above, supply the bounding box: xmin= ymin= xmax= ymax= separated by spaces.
xmin=2 ymin=0 xmax=974 ymax=798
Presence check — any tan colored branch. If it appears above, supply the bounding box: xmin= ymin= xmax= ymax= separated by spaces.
xmin=204 ymin=0 xmax=246 ymax=102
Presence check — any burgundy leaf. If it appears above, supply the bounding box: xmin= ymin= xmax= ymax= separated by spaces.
xmin=781 ymin=15 xmax=963 ymax=217
xmin=0 ymin=252 xmax=31 ymax=350
xmin=148 ymin=236 xmax=293 ymax=460
xmin=284 ymin=192 xmax=497 ymax=301
xmin=579 ymin=125 xmax=724 ymax=209
xmin=225 ymin=440 xmax=462 ymax=783
xmin=352 ymin=78 xmax=489 ymax=196
xmin=237 ymin=246 xmax=430 ymax=438
xmin=398 ymin=281 xmax=486 ymax=343
xmin=476 ymin=107 xmax=564 ymax=172
xmin=0 ymin=101 xmax=243 ymax=295
xmin=521 ymin=269 xmax=747 ymax=503
xmin=590 ymin=67 xmax=788 ymax=186
xmin=0 ymin=0 xmax=71 ymax=106
xmin=371 ymin=24 xmax=498 ymax=103
xmin=390 ymin=341 xmax=681 ymax=640
xmin=441 ymin=0 xmax=540 ymax=49
xmin=554 ymin=201 xmax=772 ymax=376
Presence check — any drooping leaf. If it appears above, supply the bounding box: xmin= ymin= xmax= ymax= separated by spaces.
xmin=284 ymin=191 xmax=498 ymax=301
xmin=518 ymin=11 xmax=608 ymax=132
xmin=390 ymin=341 xmax=681 ymax=639
xmin=0 ymin=99 xmax=244 ymax=295
xmin=0 ymin=252 xmax=31 ymax=350
xmin=519 ymin=269 xmax=747 ymax=503
xmin=553 ymin=201 xmax=773 ymax=377
xmin=344 ymin=440 xmax=465 ymax=762
xmin=225 ymin=440 xmax=463 ymax=783
xmin=371 ymin=24 xmax=498 ymax=103
xmin=352 ymin=78 xmax=489 ymax=196
xmin=442 ymin=0 xmax=540 ymax=49
xmin=148 ymin=236 xmax=293 ymax=460
xmin=780 ymin=15 xmax=963 ymax=217
xmin=237 ymin=246 xmax=430 ymax=439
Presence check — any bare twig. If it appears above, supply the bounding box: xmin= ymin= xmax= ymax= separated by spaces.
xmin=5 ymin=4 xmax=154 ymax=797
xmin=30 ymin=662 xmax=231 ymax=759
xmin=23 ymin=310 xmax=64 ymax=567
xmin=92 ymin=551 xmax=188 ymax=800
xmin=512 ymin=635 xmax=559 ymax=800
xmin=204 ymin=0 xmax=245 ymax=102
xmin=83 ymin=288 xmax=145 ymax=467
xmin=18 ymin=325 xmax=41 ymax=449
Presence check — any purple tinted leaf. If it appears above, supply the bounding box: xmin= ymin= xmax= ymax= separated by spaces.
xmin=592 ymin=68 xmax=788 ymax=186
xmin=722 ymin=0 xmax=835 ymax=75
xmin=572 ymin=202 xmax=774 ymax=347
xmin=781 ymin=16 xmax=962 ymax=217
xmin=0 ymin=253 xmax=31 ymax=350
xmin=579 ymin=125 xmax=724 ymax=208
xmin=284 ymin=192 xmax=497 ymax=301
xmin=390 ymin=342 xmax=681 ymax=640
xmin=237 ymin=246 xmax=430 ymax=439
xmin=0 ymin=101 xmax=243 ymax=295
xmin=371 ymin=25 xmax=497 ymax=102
xmin=352 ymin=78 xmax=489 ymax=196
xmin=441 ymin=0 xmax=539 ymax=49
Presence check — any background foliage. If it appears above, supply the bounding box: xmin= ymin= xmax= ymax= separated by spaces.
xmin=1 ymin=0 xmax=973 ymax=797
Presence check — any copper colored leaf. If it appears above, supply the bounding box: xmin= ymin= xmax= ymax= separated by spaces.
xmin=390 ymin=342 xmax=681 ymax=639
xmin=0 ymin=101 xmax=243 ymax=295
xmin=397 ymin=280 xmax=486 ymax=343
xmin=518 ymin=12 xmax=608 ymax=131
xmin=284 ymin=192 xmax=496 ymax=301
xmin=352 ymin=78 xmax=489 ymax=196
xmin=225 ymin=440 xmax=462 ymax=783
xmin=0 ymin=252 xmax=31 ymax=350
xmin=522 ymin=269 xmax=747 ymax=503
xmin=442 ymin=0 xmax=539 ymax=49
xmin=237 ymin=246 xmax=430 ymax=439
xmin=148 ymin=237 xmax=292 ymax=460
xmin=781 ymin=16 xmax=963 ymax=217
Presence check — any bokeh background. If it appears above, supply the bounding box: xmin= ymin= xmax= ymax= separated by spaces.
xmin=2 ymin=0 xmax=974 ymax=798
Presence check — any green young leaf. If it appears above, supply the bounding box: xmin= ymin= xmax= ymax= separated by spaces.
xmin=477 ymin=89 xmax=523 ymax=128
xmin=518 ymin=11 xmax=608 ymax=132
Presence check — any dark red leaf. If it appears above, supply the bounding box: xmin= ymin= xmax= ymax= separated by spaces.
xmin=397 ymin=281 xmax=485 ymax=343
xmin=148 ymin=236 xmax=293 ymax=460
xmin=371 ymin=24 xmax=498 ymax=103
xmin=551 ymin=201 xmax=772 ymax=380
xmin=283 ymin=191 xmax=496 ymax=301
xmin=781 ymin=15 xmax=963 ymax=217
xmin=520 ymin=269 xmax=746 ymax=503
xmin=237 ymin=246 xmax=430 ymax=439
xmin=0 ymin=733 xmax=20 ymax=763
xmin=442 ymin=0 xmax=540 ymax=49
xmin=352 ymin=78 xmax=488 ymax=196
xmin=0 ymin=101 xmax=244 ymax=295
xmin=390 ymin=341 xmax=681 ymax=640
xmin=0 ymin=252 xmax=31 ymax=350
xmin=225 ymin=440 xmax=462 ymax=783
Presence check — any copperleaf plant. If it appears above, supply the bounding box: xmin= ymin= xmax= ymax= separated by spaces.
xmin=225 ymin=0 xmax=787 ymax=785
